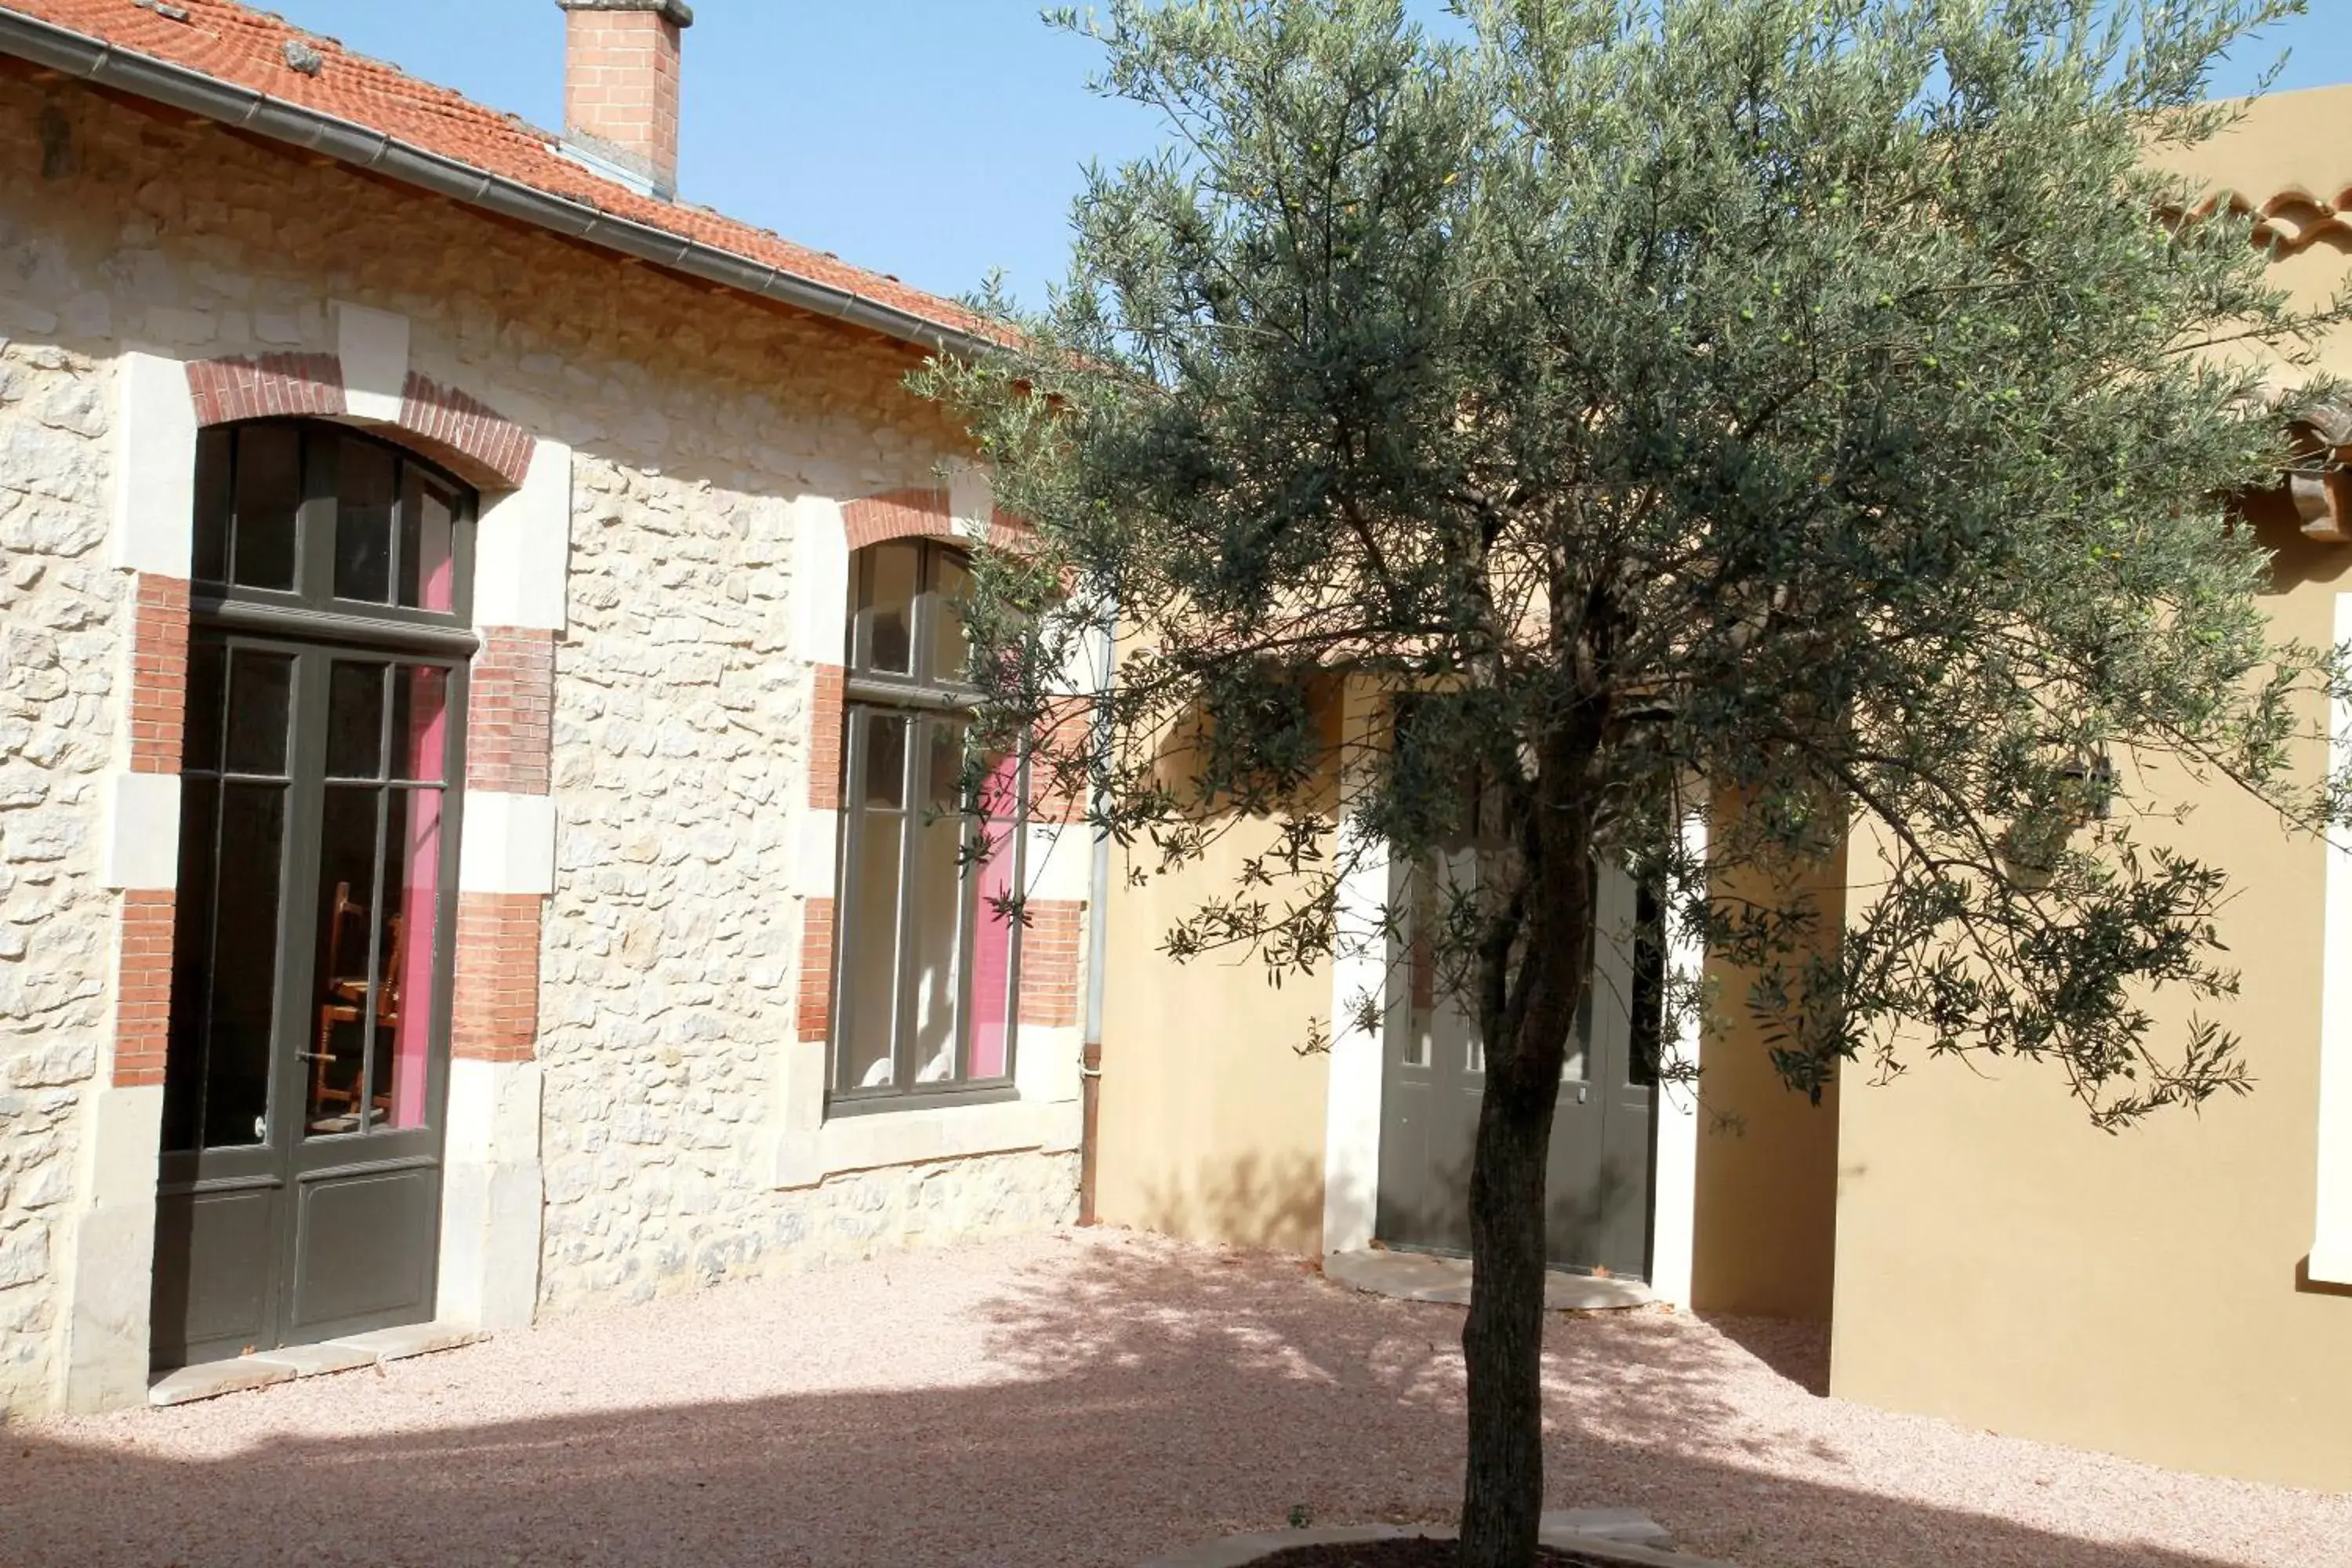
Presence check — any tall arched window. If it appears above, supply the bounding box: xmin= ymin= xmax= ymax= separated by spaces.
xmin=156 ymin=419 xmax=477 ymax=1369
xmin=831 ymin=538 xmax=1022 ymax=1103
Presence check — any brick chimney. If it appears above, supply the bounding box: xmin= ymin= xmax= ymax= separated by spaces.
xmin=555 ymin=0 xmax=691 ymax=200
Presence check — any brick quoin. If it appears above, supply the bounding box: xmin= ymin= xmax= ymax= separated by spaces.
xmin=808 ymin=663 xmax=845 ymax=811
xmin=127 ymin=574 xmax=191 ymax=775
xmin=1018 ymin=898 xmax=1086 ymax=1029
xmin=452 ymin=893 xmax=545 ymax=1062
xmin=452 ymin=621 xmax=557 ymax=1062
xmin=797 ymin=896 xmax=835 ymax=1044
xmin=114 ymin=891 xmax=176 ymax=1088
xmin=116 ymin=570 xmax=192 ymax=1089
xmin=467 ymin=630 xmax=557 ymax=795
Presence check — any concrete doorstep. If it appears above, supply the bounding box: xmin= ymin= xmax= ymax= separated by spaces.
xmin=1137 ymin=1508 xmax=1733 ymax=1568
xmin=1323 ymin=1249 xmax=1655 ymax=1312
xmin=147 ymin=1323 xmax=487 ymax=1406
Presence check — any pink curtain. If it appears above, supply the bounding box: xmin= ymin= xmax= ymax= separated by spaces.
xmin=967 ymin=753 xmax=1021 ymax=1080
xmin=390 ymin=670 xmax=446 ymax=1127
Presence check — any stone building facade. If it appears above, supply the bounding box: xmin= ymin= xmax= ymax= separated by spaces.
xmin=0 ymin=0 xmax=1085 ymax=1417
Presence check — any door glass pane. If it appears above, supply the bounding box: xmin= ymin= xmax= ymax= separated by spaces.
xmin=326 ymin=662 xmax=387 ymax=780
xmin=1563 ymin=989 xmax=1591 ymax=1083
xmin=390 ymin=666 xmax=450 ymax=782
xmin=967 ymin=750 xmax=1021 ymax=1081
xmin=334 ymin=438 xmax=397 ymax=604
xmin=370 ymin=787 xmax=444 ymax=1131
xmin=841 ymin=722 xmax=906 ymax=1090
xmin=855 ymin=542 xmax=919 ymax=675
xmin=162 ymin=777 xmax=220 ymax=1153
xmin=1404 ymin=866 xmax=1436 ymax=1070
xmin=200 ymin=782 xmax=287 ymax=1149
xmin=223 ymin=651 xmax=294 ymax=776
xmin=1629 ymin=882 xmax=1664 ymax=1087
xmin=307 ymin=787 xmax=385 ymax=1137
xmin=864 ymin=713 xmax=907 ymax=809
xmin=908 ymin=722 xmax=967 ymax=1083
xmin=183 ymin=640 xmax=227 ymax=775
xmin=398 ymin=469 xmax=459 ymax=612
xmin=230 ymin=424 xmax=300 ymax=592
xmin=192 ymin=427 xmax=231 ymax=585
xmin=927 ymin=550 xmax=973 ymax=685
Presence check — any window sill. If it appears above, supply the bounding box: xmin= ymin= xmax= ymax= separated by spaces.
xmin=772 ymin=1087 xmax=1080 ymax=1191
xmin=823 ymin=1082 xmax=1020 ymax=1118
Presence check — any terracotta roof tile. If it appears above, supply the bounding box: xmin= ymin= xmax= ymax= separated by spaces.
xmin=1 ymin=0 xmax=992 ymax=343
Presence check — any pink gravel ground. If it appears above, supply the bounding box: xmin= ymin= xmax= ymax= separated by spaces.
xmin=3 ymin=1228 xmax=2346 ymax=1568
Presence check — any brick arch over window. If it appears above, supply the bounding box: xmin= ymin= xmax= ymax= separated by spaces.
xmin=840 ymin=486 xmax=1029 ymax=553
xmin=183 ymin=354 xmax=534 ymax=490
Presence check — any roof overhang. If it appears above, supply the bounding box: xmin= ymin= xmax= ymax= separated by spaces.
xmin=2286 ymin=396 xmax=2352 ymax=543
xmin=0 ymin=5 xmax=998 ymax=360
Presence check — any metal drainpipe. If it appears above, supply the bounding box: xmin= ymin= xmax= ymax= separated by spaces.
xmin=1077 ymin=610 xmax=1116 ymax=1226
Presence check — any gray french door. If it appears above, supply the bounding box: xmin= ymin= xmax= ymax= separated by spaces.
xmin=151 ymin=632 xmax=466 ymax=1368
xmin=1375 ymin=852 xmax=1661 ymax=1277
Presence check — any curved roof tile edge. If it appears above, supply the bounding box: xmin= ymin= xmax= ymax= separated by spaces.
xmin=0 ymin=0 xmax=1011 ymax=357
xmin=2182 ymin=187 xmax=2352 ymax=257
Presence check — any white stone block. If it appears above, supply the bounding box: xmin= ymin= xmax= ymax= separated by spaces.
xmin=793 ymin=808 xmax=839 ymax=898
xmin=334 ymin=301 xmax=408 ymax=424
xmin=444 ymin=1058 xmax=543 ymax=1165
xmin=62 ymin=1085 xmax=162 ymax=1412
xmin=81 ymin=1084 xmax=162 ymax=1210
xmin=791 ymin=496 xmax=848 ymax=666
xmin=101 ymin=771 xmax=180 ymax=891
xmin=475 ymin=439 xmax=572 ymax=631
xmin=437 ymin=1059 xmax=544 ymax=1330
xmin=948 ymin=463 xmax=994 ymax=540
xmin=110 ymin=352 xmax=196 ymax=578
xmin=458 ymin=791 xmax=557 ymax=897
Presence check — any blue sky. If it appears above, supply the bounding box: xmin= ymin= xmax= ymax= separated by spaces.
xmin=274 ymin=2 xmax=2351 ymax=310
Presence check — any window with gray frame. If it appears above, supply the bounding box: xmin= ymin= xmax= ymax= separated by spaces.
xmin=830 ymin=538 xmax=1024 ymax=1105
xmin=152 ymin=419 xmax=478 ymax=1368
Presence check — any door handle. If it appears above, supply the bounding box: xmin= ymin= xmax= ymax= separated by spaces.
xmin=1574 ymin=1083 xmax=1588 ymax=1105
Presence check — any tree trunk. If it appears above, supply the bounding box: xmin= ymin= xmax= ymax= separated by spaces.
xmin=1456 ymin=1054 xmax=1566 ymax=1566
xmin=1456 ymin=824 xmax=1592 ymax=1568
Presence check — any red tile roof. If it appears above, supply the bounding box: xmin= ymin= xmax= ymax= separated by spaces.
xmin=0 ymin=0 xmax=992 ymax=346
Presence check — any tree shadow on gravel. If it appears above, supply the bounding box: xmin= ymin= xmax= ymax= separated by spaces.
xmin=2 ymin=1232 xmax=2339 ymax=1568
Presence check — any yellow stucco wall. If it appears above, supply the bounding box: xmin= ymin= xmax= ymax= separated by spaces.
xmin=1095 ymin=817 xmax=1335 ymax=1254
xmin=1828 ymin=84 xmax=2352 ymax=1491
xmin=1691 ymin=843 xmax=1847 ymax=1320
xmin=1093 ymin=688 xmax=1341 ymax=1254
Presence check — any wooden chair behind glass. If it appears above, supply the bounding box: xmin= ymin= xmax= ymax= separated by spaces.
xmin=309 ymin=880 xmax=403 ymax=1130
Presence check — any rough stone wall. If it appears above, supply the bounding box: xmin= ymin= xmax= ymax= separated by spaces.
xmin=0 ymin=331 xmax=118 ymax=1414
xmin=533 ymin=458 xmax=808 ymax=1307
xmin=0 ymin=70 xmax=1079 ymax=1407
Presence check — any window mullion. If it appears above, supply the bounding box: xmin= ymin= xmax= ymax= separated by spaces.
xmin=890 ymin=715 xmax=919 ymax=1097
xmin=299 ymin=427 xmax=337 ymax=603
xmin=834 ymin=710 xmax=867 ymax=1097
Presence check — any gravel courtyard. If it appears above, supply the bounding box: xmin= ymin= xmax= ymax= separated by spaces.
xmin=4 ymin=1229 xmax=2345 ymax=1568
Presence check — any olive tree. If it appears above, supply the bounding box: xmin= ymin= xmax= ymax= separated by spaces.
xmin=916 ymin=2 xmax=2347 ymax=1561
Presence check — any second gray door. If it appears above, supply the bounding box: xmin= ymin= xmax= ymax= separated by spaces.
xmin=1374 ymin=851 xmax=1660 ymax=1277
